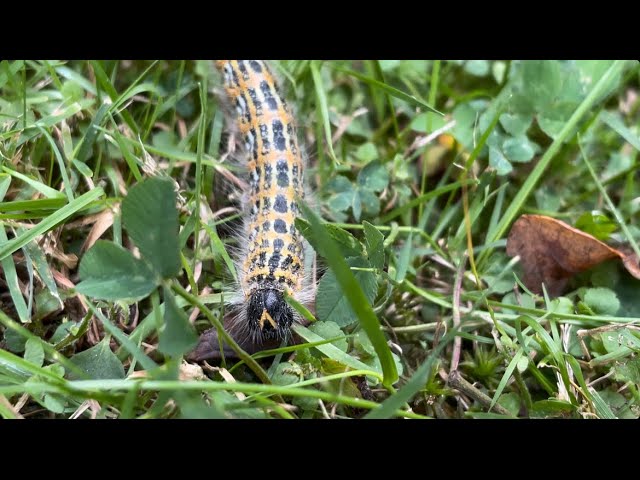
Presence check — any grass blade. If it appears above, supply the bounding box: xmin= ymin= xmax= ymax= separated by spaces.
xmin=334 ymin=66 xmax=442 ymax=115
xmin=335 ymin=67 xmax=444 ymax=116
xmin=299 ymin=201 xmax=398 ymax=387
xmin=0 ymin=187 xmax=104 ymax=261
xmin=310 ymin=61 xmax=339 ymax=165
xmin=600 ymin=110 xmax=640 ymax=151
xmin=365 ymin=329 xmax=457 ymax=419
xmin=1 ymin=166 xmax=65 ymax=199
xmin=0 ymin=226 xmax=30 ymax=322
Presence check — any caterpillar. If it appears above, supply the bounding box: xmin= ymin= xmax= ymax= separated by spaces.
xmin=215 ymin=60 xmax=312 ymax=347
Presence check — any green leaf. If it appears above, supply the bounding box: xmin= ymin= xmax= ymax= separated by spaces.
xmin=354 ymin=142 xmax=378 ymax=162
xmin=70 ymin=337 xmax=125 ymax=380
xmin=299 ymin=202 xmax=397 ymax=387
xmin=489 ymin=146 xmax=513 ymax=175
xmin=464 ymin=60 xmax=490 ymax=77
xmin=410 ymin=112 xmax=446 ymax=133
xmin=530 ymin=399 xmax=576 ymax=418
xmin=292 ymin=324 xmax=381 ymax=378
xmin=316 ymin=257 xmax=378 ymax=327
xmin=550 ymin=296 xmax=574 ymax=315
xmin=614 ymin=357 xmax=640 ymax=384
xmin=43 ymin=394 xmax=66 ymax=413
xmin=582 ymin=287 xmax=620 ymax=316
xmin=575 ymin=212 xmax=617 ymax=241
xmin=363 ymin=221 xmax=385 ymax=270
xmin=357 ymin=161 xmax=389 ymax=192
xmin=295 ymin=218 xmax=363 ymax=258
xmin=354 ymin=330 xmax=376 ymax=356
xmin=537 ymin=102 xmax=580 ymax=139
xmin=358 ymin=188 xmax=381 ymax=218
xmin=520 ymin=60 xmax=563 ymax=110
xmin=499 ymin=112 xmax=532 ymax=137
xmin=3 ymin=328 xmax=26 ymax=353
xmin=498 ymin=392 xmax=521 ymax=416
xmin=308 ymin=321 xmax=348 ymax=352
xmin=158 ymin=285 xmax=198 ymax=357
xmin=271 ymin=361 xmax=303 ymax=385
xmin=121 ymin=176 xmax=181 ymax=278
xmin=502 ymin=137 xmax=535 ymax=163
xmin=76 ymin=240 xmax=158 ymax=301
xmin=352 ymin=190 xmax=362 ymax=221
xmin=24 ymin=338 xmax=44 ymax=368
xmin=599 ymin=328 xmax=635 ymax=354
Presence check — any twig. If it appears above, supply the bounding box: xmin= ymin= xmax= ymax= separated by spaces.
xmin=448 ymin=370 xmax=514 ymax=417
xmin=450 ymin=256 xmax=466 ymax=372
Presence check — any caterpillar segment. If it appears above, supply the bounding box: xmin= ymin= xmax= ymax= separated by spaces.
xmin=216 ymin=60 xmax=306 ymax=344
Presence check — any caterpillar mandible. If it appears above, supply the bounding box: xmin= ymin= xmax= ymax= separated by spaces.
xmin=216 ymin=60 xmax=311 ymax=347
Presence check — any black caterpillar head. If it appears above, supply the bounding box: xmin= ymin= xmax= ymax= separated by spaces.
xmin=246 ymin=288 xmax=294 ymax=344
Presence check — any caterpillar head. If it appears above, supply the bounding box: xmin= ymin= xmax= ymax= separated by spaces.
xmin=246 ymin=288 xmax=294 ymax=344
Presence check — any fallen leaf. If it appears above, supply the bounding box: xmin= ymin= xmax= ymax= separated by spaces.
xmin=506 ymin=214 xmax=640 ymax=296
xmin=81 ymin=207 xmax=115 ymax=253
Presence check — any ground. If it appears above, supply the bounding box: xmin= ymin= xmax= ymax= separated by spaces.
xmin=0 ymin=60 xmax=639 ymax=419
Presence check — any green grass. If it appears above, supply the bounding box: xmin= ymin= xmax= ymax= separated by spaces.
xmin=1 ymin=60 xmax=640 ymax=419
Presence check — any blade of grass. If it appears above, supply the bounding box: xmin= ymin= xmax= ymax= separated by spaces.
xmin=201 ymin=221 xmax=237 ymax=283
xmin=600 ymin=110 xmax=640 ymax=151
xmin=2 ymin=166 xmax=66 ymax=199
xmin=380 ymin=179 xmax=477 ymax=223
xmin=310 ymin=61 xmax=339 ymax=165
xmin=579 ymin=136 xmax=640 ymax=260
xmin=365 ymin=328 xmax=457 ymax=419
xmin=90 ymin=61 xmax=140 ymax=136
xmin=86 ymin=301 xmax=157 ymax=371
xmin=334 ymin=66 xmax=442 ymax=115
xmin=192 ymin=80 xmax=207 ymax=288
xmin=0 ymin=187 xmax=104 ymax=261
xmin=395 ymin=232 xmax=413 ymax=283
xmin=0 ymin=311 xmax=87 ymax=378
xmin=0 ymin=226 xmax=29 ymax=322
xmin=0 ymin=198 xmax=67 ymax=212
xmin=170 ymin=282 xmax=272 ymax=385
xmin=299 ymin=201 xmax=398 ymax=387
xmin=489 ymin=347 xmax=524 ymax=411
xmin=36 ymin=126 xmax=74 ymax=201
xmin=0 ymin=378 xmax=425 ymax=419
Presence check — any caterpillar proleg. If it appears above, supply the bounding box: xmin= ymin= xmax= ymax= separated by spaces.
xmin=216 ymin=60 xmax=312 ymax=347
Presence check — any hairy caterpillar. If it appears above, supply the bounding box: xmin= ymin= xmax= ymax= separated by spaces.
xmin=216 ymin=60 xmax=312 ymax=347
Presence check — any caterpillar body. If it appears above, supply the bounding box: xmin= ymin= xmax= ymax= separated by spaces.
xmin=216 ymin=60 xmax=310 ymax=346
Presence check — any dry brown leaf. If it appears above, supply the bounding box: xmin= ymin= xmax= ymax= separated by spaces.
xmin=506 ymin=214 xmax=640 ymax=296
xmin=81 ymin=208 xmax=115 ymax=253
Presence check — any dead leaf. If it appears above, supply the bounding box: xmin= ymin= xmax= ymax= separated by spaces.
xmin=81 ymin=208 xmax=115 ymax=253
xmin=506 ymin=214 xmax=640 ymax=296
